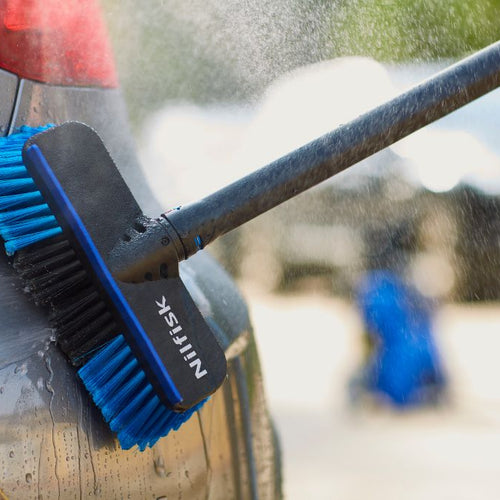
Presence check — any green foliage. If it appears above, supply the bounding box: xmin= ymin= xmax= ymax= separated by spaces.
xmin=330 ymin=0 xmax=500 ymax=61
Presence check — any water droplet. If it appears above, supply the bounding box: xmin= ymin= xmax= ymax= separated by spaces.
xmin=154 ymin=456 xmax=168 ymax=477
xmin=0 ymin=386 xmax=4 ymax=394
xmin=9 ymin=450 xmax=14 ymax=458
xmin=14 ymin=363 xmax=27 ymax=375
xmin=26 ymin=472 xmax=32 ymax=483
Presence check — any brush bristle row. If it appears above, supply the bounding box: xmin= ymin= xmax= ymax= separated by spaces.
xmin=79 ymin=335 xmax=202 ymax=451
xmin=0 ymin=126 xmax=62 ymax=254
xmin=19 ymin=241 xmax=119 ymax=360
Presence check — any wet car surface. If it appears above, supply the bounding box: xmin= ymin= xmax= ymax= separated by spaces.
xmin=0 ymin=6 xmax=281 ymax=499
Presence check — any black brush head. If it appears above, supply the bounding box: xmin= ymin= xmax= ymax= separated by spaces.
xmin=18 ymin=122 xmax=227 ymax=411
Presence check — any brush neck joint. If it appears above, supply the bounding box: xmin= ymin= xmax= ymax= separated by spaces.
xmin=109 ymin=215 xmax=185 ymax=283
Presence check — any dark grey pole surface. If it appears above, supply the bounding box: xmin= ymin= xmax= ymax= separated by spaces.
xmin=165 ymin=41 xmax=500 ymax=261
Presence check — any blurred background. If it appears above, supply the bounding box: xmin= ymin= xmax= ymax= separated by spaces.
xmin=100 ymin=1 xmax=500 ymax=498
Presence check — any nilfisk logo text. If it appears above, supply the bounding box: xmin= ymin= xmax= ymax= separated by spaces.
xmin=156 ymin=297 xmax=208 ymax=379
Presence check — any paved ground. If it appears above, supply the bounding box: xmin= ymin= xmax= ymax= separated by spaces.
xmin=243 ymin=285 xmax=500 ymax=500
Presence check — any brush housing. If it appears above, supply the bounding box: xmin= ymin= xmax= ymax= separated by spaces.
xmin=22 ymin=122 xmax=227 ymax=412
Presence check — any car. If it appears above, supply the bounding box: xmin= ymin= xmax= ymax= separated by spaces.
xmin=0 ymin=1 xmax=281 ymax=498
xmin=1 ymin=2 xmax=498 ymax=498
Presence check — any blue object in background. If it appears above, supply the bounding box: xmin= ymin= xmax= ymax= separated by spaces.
xmin=356 ymin=270 xmax=447 ymax=406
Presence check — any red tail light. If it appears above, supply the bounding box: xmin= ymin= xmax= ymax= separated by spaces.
xmin=0 ymin=0 xmax=118 ymax=87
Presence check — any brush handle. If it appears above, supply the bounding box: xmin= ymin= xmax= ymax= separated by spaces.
xmin=116 ymin=41 xmax=500 ymax=282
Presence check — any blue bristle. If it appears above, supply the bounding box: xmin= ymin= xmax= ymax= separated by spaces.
xmin=108 ymin=379 xmax=152 ymax=426
xmin=0 ymin=214 xmax=58 ymax=239
xmin=0 ymin=125 xmax=52 ymax=150
xmin=0 ymin=154 xmax=23 ymax=164
xmin=78 ymin=335 xmax=125 ymax=378
xmin=0 ymin=125 xmax=61 ymax=255
xmin=0 ymin=203 xmax=51 ymax=223
xmin=0 ymin=178 xmax=36 ymax=194
xmin=138 ymin=401 xmax=165 ymax=437
xmin=0 ymin=191 xmax=43 ymax=210
xmin=120 ymin=394 xmax=161 ymax=438
xmin=85 ymin=357 xmax=135 ymax=405
xmin=103 ymin=372 xmax=149 ymax=423
xmin=4 ymin=227 xmax=63 ymax=255
xmin=80 ymin=339 xmax=130 ymax=394
xmin=78 ymin=334 xmax=207 ymax=450
xmin=97 ymin=363 xmax=145 ymax=417
xmin=0 ymin=167 xmax=28 ymax=179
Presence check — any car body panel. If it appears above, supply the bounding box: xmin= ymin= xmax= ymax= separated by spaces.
xmin=0 ymin=74 xmax=281 ymax=498
xmin=0 ymin=69 xmax=17 ymax=136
